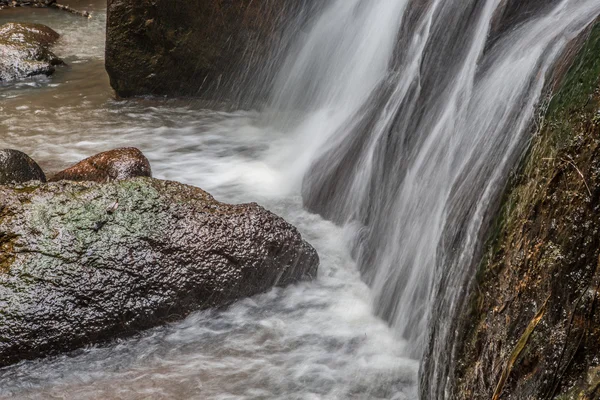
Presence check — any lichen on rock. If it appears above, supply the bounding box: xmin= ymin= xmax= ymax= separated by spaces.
xmin=0 ymin=177 xmax=319 ymax=367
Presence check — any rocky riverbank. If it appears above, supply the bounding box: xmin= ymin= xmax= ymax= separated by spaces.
xmin=0 ymin=1 xmax=91 ymax=18
xmin=0 ymin=0 xmax=54 ymax=9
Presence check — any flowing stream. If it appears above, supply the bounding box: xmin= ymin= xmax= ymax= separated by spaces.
xmin=1 ymin=1 xmax=600 ymax=399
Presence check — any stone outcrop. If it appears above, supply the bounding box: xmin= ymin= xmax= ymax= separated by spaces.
xmin=104 ymin=0 xmax=306 ymax=102
xmin=0 ymin=177 xmax=319 ymax=367
xmin=445 ymin=20 xmax=600 ymax=400
xmin=0 ymin=22 xmax=63 ymax=82
xmin=50 ymin=147 xmax=152 ymax=183
xmin=0 ymin=149 xmax=46 ymax=185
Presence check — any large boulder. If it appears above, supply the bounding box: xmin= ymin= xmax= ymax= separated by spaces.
xmin=104 ymin=0 xmax=307 ymax=102
xmin=0 ymin=22 xmax=63 ymax=82
xmin=0 ymin=149 xmax=46 ymax=185
xmin=0 ymin=177 xmax=319 ymax=366
xmin=50 ymin=147 xmax=152 ymax=183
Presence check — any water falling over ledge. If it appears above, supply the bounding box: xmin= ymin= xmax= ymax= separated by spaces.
xmin=1 ymin=0 xmax=600 ymax=398
xmin=264 ymin=0 xmax=600 ymax=396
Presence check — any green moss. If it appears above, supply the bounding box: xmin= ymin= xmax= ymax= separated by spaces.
xmin=479 ymin=20 xmax=600 ymax=283
xmin=547 ymin=22 xmax=600 ymax=120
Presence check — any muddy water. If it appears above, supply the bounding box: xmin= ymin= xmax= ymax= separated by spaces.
xmin=0 ymin=3 xmax=418 ymax=400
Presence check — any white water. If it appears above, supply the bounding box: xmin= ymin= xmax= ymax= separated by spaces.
xmin=1 ymin=1 xmax=600 ymax=399
xmin=0 ymin=104 xmax=419 ymax=399
xmin=264 ymin=0 xmax=600 ymax=396
xmin=273 ymin=0 xmax=600 ymax=371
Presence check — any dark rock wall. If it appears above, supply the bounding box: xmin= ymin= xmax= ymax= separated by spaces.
xmin=105 ymin=0 xmax=313 ymax=104
xmin=447 ymin=20 xmax=600 ymax=400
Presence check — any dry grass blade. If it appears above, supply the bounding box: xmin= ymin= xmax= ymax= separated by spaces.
xmin=563 ymin=155 xmax=593 ymax=198
xmin=492 ymin=297 xmax=550 ymax=400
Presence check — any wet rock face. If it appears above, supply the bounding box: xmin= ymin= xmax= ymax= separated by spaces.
xmin=0 ymin=22 xmax=63 ymax=82
xmin=0 ymin=149 xmax=46 ymax=184
xmin=105 ymin=0 xmax=302 ymax=101
xmin=50 ymin=147 xmax=152 ymax=183
xmin=0 ymin=177 xmax=319 ymax=367
xmin=446 ymin=21 xmax=600 ymax=400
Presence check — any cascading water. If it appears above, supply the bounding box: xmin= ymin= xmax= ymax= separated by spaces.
xmin=266 ymin=0 xmax=600 ymax=396
xmin=2 ymin=0 xmax=600 ymax=399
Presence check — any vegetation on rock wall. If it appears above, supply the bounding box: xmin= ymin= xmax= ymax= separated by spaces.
xmin=452 ymin=21 xmax=600 ymax=400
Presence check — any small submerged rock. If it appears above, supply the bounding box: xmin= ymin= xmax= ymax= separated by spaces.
xmin=0 ymin=149 xmax=319 ymax=367
xmin=0 ymin=149 xmax=46 ymax=184
xmin=50 ymin=147 xmax=152 ymax=183
xmin=0 ymin=22 xmax=63 ymax=82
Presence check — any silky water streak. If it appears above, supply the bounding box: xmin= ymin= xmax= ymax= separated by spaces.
xmin=265 ymin=0 xmax=600 ymax=397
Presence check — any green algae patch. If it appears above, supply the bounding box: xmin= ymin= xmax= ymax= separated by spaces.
xmin=547 ymin=22 xmax=600 ymax=121
xmin=15 ymin=178 xmax=168 ymax=264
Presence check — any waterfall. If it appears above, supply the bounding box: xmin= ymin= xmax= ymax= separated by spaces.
xmin=266 ymin=0 xmax=600 ymax=396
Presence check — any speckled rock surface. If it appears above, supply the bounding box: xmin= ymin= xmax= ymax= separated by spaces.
xmin=0 ymin=177 xmax=319 ymax=367
xmin=0 ymin=22 xmax=62 ymax=82
xmin=0 ymin=149 xmax=46 ymax=185
xmin=50 ymin=148 xmax=152 ymax=183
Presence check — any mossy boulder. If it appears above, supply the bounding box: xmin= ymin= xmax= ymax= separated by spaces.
xmin=0 ymin=22 xmax=63 ymax=82
xmin=0 ymin=177 xmax=319 ymax=366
